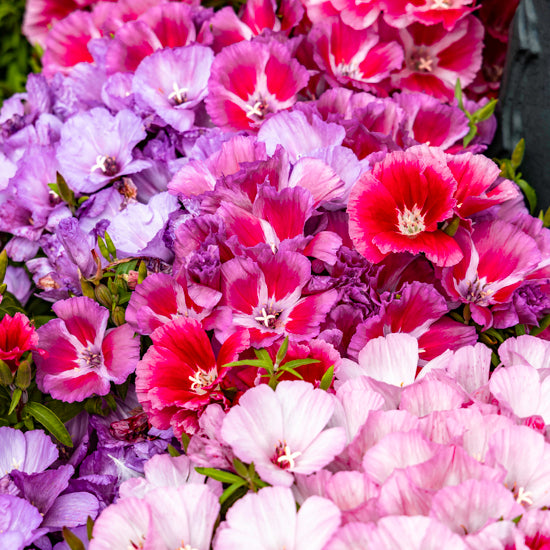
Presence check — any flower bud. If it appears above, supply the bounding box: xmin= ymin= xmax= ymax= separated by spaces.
xmin=15 ymin=359 xmax=31 ymax=390
xmin=112 ymin=306 xmax=126 ymax=326
xmin=0 ymin=359 xmax=13 ymax=385
xmin=94 ymin=284 xmax=113 ymax=309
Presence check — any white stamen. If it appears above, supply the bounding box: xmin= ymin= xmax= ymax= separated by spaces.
xmin=397 ymin=204 xmax=426 ymax=236
xmin=431 ymin=0 xmax=451 ymax=8
xmin=516 ymin=486 xmax=534 ymax=506
xmin=168 ymin=82 xmax=188 ymax=104
xmin=417 ymin=56 xmax=434 ymax=72
xmin=255 ymin=307 xmax=277 ymax=327
xmin=246 ymin=101 xmax=265 ymax=119
xmin=91 ymin=155 xmax=108 ymax=173
xmin=188 ymin=369 xmax=217 ymax=395
xmin=277 ymin=445 xmax=301 ymax=469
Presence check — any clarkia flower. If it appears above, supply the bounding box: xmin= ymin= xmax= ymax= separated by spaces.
xmin=221 ymin=381 xmax=346 ymax=486
xmin=206 ymin=38 xmax=309 ymax=131
xmin=34 ymin=296 xmax=140 ymax=402
xmin=347 ymin=145 xmax=462 ymax=267
xmin=56 ymin=107 xmax=150 ymax=193
xmin=0 ymin=313 xmax=40 ymax=373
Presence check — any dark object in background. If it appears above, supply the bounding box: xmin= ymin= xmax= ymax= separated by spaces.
xmin=489 ymin=0 xmax=550 ymax=207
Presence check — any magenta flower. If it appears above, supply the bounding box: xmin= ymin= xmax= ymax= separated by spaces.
xmin=221 ymin=381 xmax=346 ymax=486
xmin=206 ymin=38 xmax=309 ymax=131
xmin=136 ymin=317 xmax=250 ymax=437
xmin=348 ymin=145 xmax=462 ymax=267
xmin=0 ymin=312 xmax=40 ymax=373
xmin=214 ymin=486 xmax=341 ymax=549
xmin=34 ymin=297 xmax=140 ymax=402
xmin=216 ymin=251 xmax=338 ymax=344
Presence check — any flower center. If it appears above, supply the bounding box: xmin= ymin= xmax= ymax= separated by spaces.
xmin=91 ymin=155 xmax=119 ymax=176
xmin=188 ymin=368 xmax=218 ymax=395
xmin=168 ymin=82 xmax=188 ymax=105
xmin=397 ymin=205 xmax=426 ymax=236
xmin=272 ymin=441 xmax=301 ymax=470
xmin=430 ymin=0 xmax=452 ymax=8
xmin=336 ymin=61 xmax=363 ymax=80
xmin=245 ymin=99 xmax=269 ymax=121
xmin=464 ymin=277 xmax=494 ymax=306
xmin=128 ymin=536 xmax=145 ymax=549
xmin=410 ymin=49 xmax=436 ymax=73
xmin=254 ymin=305 xmax=281 ymax=329
xmin=80 ymin=347 xmax=102 ymax=369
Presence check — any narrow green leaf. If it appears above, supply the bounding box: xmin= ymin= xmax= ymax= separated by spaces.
xmin=181 ymin=433 xmax=190 ymax=453
xmin=543 ymin=206 xmax=550 ymax=228
xmin=222 ymin=359 xmax=271 ymax=368
xmin=319 ymin=365 xmax=335 ymax=391
xmin=530 ymin=313 xmax=550 ymax=336
xmin=0 ymin=359 xmax=13 ymax=385
xmin=277 ymin=366 xmax=303 ymax=379
xmin=8 ymin=388 xmax=22 ymax=415
xmin=280 ymin=358 xmax=320 ymax=370
xmin=15 ymin=359 xmax=31 ymax=390
xmin=56 ymin=172 xmax=75 ymax=207
xmin=515 ymin=324 xmax=526 ymax=336
xmin=219 ymin=480 xmax=247 ymax=505
xmin=511 ymin=138 xmax=525 ymax=170
xmin=463 ymin=123 xmax=478 ymax=147
xmin=104 ymin=231 xmax=117 ymax=260
xmin=25 ymin=402 xmax=73 ymax=447
xmin=0 ymin=249 xmax=7 ymax=285
xmin=232 ymin=458 xmax=249 ymax=478
xmin=138 ymin=260 xmax=148 ymax=284
xmin=47 ymin=182 xmax=60 ymax=196
xmin=254 ymin=348 xmax=273 ymax=368
xmin=515 ymin=178 xmax=537 ymax=215
xmin=491 ymin=351 xmax=500 ymax=369
xmin=275 ymin=336 xmax=289 ymax=367
xmin=195 ymin=467 xmax=243 ymax=484
xmin=454 ymin=78 xmax=464 ymax=110
xmin=62 ymin=527 xmax=86 ymax=550
xmin=97 ymin=236 xmax=110 ymax=261
xmin=484 ymin=328 xmax=504 ymax=344
xmin=167 ymin=444 xmax=180 ymax=457
xmin=471 ymin=98 xmax=497 ymax=123
xmin=87 ymin=516 xmax=94 ymax=541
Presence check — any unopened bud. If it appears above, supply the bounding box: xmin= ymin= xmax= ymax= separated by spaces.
xmin=112 ymin=306 xmax=126 ymax=326
xmin=94 ymin=284 xmax=113 ymax=309
xmin=442 ymin=215 xmax=460 ymax=237
xmin=0 ymin=359 xmax=13 ymax=385
xmin=0 ymin=249 xmax=7 ymax=285
xmin=80 ymin=277 xmax=95 ymax=299
xmin=15 ymin=359 xmax=32 ymax=390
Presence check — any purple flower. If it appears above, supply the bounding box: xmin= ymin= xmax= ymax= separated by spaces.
xmin=56 ymin=107 xmax=151 ymax=193
xmin=0 ymin=494 xmax=46 ymax=550
xmin=133 ymin=45 xmax=214 ymax=132
xmin=57 ymin=217 xmax=97 ymax=279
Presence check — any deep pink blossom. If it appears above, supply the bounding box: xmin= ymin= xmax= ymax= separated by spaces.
xmin=0 ymin=313 xmax=40 ymax=373
xmin=205 ymin=39 xmax=309 ymax=132
xmin=348 ymin=145 xmax=462 ymax=267
xmin=34 ymin=297 xmax=140 ymax=402
xmin=135 ymin=317 xmax=250 ymax=437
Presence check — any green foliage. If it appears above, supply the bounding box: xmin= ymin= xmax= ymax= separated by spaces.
xmin=0 ymin=0 xmax=39 ymax=103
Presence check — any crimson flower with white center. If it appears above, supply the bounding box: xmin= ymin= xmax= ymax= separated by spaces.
xmin=348 ymin=145 xmax=462 ymax=267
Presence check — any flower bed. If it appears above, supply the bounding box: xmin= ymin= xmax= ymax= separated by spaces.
xmin=4 ymin=0 xmax=550 ymax=548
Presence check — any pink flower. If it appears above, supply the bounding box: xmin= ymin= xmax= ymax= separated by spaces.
xmin=0 ymin=313 xmax=40 ymax=373
xmin=386 ymin=16 xmax=484 ymax=101
xmin=34 ymin=297 xmax=140 ymax=402
xmin=214 ymin=486 xmax=341 ymax=549
xmin=205 ymin=38 xmax=309 ymax=132
xmin=308 ymin=17 xmax=404 ymax=92
xmin=221 ymin=381 xmax=347 ymax=486
xmin=348 ymin=146 xmax=462 ymax=267
xmin=135 ymin=317 xmax=250 ymax=437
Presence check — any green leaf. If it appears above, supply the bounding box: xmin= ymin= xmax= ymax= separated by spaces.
xmin=219 ymin=480 xmax=247 ymax=504
xmin=62 ymin=527 xmax=86 ymax=550
xmin=181 ymin=433 xmax=190 ymax=452
xmin=511 ymin=138 xmax=525 ymax=170
xmin=320 ymin=365 xmax=335 ymax=391
xmin=222 ymin=359 xmax=271 ymax=368
xmin=275 ymin=336 xmax=289 ymax=367
xmin=515 ymin=178 xmax=537 ymax=215
xmin=484 ymin=328 xmax=504 ymax=344
xmin=138 ymin=260 xmax=148 ymax=284
xmin=463 ymin=123 xmax=478 ymax=147
xmin=87 ymin=516 xmax=95 ymax=541
xmin=254 ymin=348 xmax=273 ymax=368
xmin=25 ymin=402 xmax=73 ymax=447
xmin=0 ymin=291 xmax=25 ymax=318
xmin=8 ymin=388 xmax=22 ymax=415
xmin=233 ymin=458 xmax=249 ymax=478
xmin=56 ymin=172 xmax=75 ymax=208
xmin=0 ymin=359 xmax=13 ymax=385
xmin=280 ymin=358 xmax=320 ymax=370
xmin=491 ymin=351 xmax=500 ymax=369
xmin=454 ymin=78 xmax=464 ymax=110
xmin=471 ymin=98 xmax=497 ymax=123
xmin=543 ymin=206 xmax=550 ymax=228
xmin=515 ymin=324 xmax=526 ymax=336
xmin=277 ymin=366 xmax=303 ymax=379
xmin=195 ymin=467 xmax=243 ymax=484
xmin=42 ymin=399 xmax=83 ymax=424
xmin=0 ymin=249 xmax=7 ymax=285
xmin=104 ymin=231 xmax=117 ymax=260
xmin=167 ymin=444 xmax=180 ymax=457
xmin=530 ymin=313 xmax=550 ymax=336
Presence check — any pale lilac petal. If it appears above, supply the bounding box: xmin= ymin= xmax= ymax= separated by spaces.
xmin=42 ymin=492 xmax=99 ymax=529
